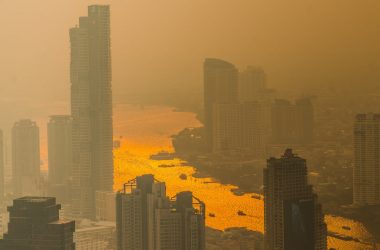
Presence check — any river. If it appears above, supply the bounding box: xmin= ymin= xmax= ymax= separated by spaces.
xmin=112 ymin=104 xmax=378 ymax=250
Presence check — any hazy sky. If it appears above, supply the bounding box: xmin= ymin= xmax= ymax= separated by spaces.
xmin=0 ymin=0 xmax=379 ymax=125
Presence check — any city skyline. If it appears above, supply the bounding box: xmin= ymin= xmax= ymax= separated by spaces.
xmin=0 ymin=2 xmax=378 ymax=250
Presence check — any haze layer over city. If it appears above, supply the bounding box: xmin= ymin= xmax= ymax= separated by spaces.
xmin=0 ymin=1 xmax=379 ymax=250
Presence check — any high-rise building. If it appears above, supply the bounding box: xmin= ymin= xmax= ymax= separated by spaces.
xmin=48 ymin=115 xmax=72 ymax=184
xmin=47 ymin=115 xmax=72 ymax=203
xmin=0 ymin=197 xmax=75 ymax=249
xmin=11 ymin=119 xmax=40 ymax=197
xmin=204 ymin=58 xmax=239 ymax=150
xmin=238 ymin=66 xmax=267 ymax=103
xmin=70 ymin=5 xmax=114 ymax=219
xmin=0 ymin=130 xmax=4 ymax=205
xmin=271 ymin=98 xmax=314 ymax=145
xmin=116 ymin=174 xmax=206 ymax=250
xmin=264 ymin=149 xmax=327 ymax=250
xmin=354 ymin=113 xmax=380 ymax=206
xmin=212 ymin=102 xmax=267 ymax=158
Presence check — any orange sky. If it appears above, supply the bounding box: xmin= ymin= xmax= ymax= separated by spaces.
xmin=0 ymin=0 xmax=379 ymax=127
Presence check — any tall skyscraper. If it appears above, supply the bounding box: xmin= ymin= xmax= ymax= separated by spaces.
xmin=0 ymin=130 xmax=4 ymax=205
xmin=116 ymin=174 xmax=206 ymax=250
xmin=264 ymin=149 xmax=327 ymax=250
xmin=204 ymin=58 xmax=239 ymax=150
xmin=271 ymin=98 xmax=314 ymax=145
xmin=354 ymin=113 xmax=380 ymax=206
xmin=70 ymin=5 xmax=114 ymax=219
xmin=47 ymin=115 xmax=72 ymax=203
xmin=0 ymin=197 xmax=75 ymax=249
xmin=12 ymin=119 xmax=40 ymax=197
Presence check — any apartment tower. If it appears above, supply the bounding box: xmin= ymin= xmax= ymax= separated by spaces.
xmin=11 ymin=119 xmax=40 ymax=197
xmin=116 ymin=174 xmax=205 ymax=250
xmin=203 ymin=58 xmax=238 ymax=151
xmin=354 ymin=113 xmax=380 ymax=206
xmin=70 ymin=5 xmax=114 ymax=219
xmin=264 ymin=149 xmax=327 ymax=250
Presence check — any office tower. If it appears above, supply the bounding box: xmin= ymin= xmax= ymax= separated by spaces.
xmin=264 ymin=149 xmax=327 ymax=250
xmin=12 ymin=119 xmax=40 ymax=197
xmin=70 ymin=5 xmax=114 ymax=219
xmin=238 ymin=66 xmax=267 ymax=102
xmin=0 ymin=197 xmax=75 ymax=249
xmin=212 ymin=102 xmax=267 ymax=158
xmin=354 ymin=114 xmax=380 ymax=206
xmin=271 ymin=98 xmax=314 ymax=145
xmin=116 ymin=174 xmax=206 ymax=250
xmin=204 ymin=58 xmax=239 ymax=150
xmin=0 ymin=130 xmax=4 ymax=205
xmin=47 ymin=115 xmax=72 ymax=203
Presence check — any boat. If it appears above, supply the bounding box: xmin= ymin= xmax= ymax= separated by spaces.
xmin=237 ymin=210 xmax=246 ymax=216
xmin=149 ymin=151 xmax=175 ymax=160
xmin=179 ymin=174 xmax=187 ymax=180
xmin=209 ymin=213 xmax=216 ymax=217
xmin=251 ymin=195 xmax=261 ymax=200
xmin=231 ymin=188 xmax=245 ymax=196
xmin=158 ymin=164 xmax=175 ymax=168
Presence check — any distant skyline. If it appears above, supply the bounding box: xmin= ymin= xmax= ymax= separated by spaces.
xmin=0 ymin=0 xmax=380 ymax=127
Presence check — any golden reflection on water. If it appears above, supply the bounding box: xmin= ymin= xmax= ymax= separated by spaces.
xmin=113 ymin=104 xmax=376 ymax=250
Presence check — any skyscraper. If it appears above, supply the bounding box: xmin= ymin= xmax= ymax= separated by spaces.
xmin=70 ymin=5 xmax=114 ymax=219
xmin=11 ymin=119 xmax=40 ymax=197
xmin=271 ymin=98 xmax=314 ymax=145
xmin=47 ymin=115 xmax=72 ymax=203
xmin=48 ymin=115 xmax=72 ymax=185
xmin=354 ymin=113 xmax=380 ymax=206
xmin=116 ymin=174 xmax=206 ymax=250
xmin=0 ymin=197 xmax=75 ymax=249
xmin=264 ymin=149 xmax=327 ymax=250
xmin=204 ymin=58 xmax=239 ymax=150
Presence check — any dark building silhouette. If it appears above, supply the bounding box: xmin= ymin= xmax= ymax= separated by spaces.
xmin=70 ymin=5 xmax=114 ymax=219
xmin=0 ymin=197 xmax=75 ymax=249
xmin=264 ymin=149 xmax=327 ymax=250
xmin=47 ymin=115 xmax=72 ymax=203
xmin=203 ymin=58 xmax=238 ymax=151
xmin=271 ymin=98 xmax=314 ymax=145
xmin=12 ymin=119 xmax=40 ymax=197
xmin=116 ymin=174 xmax=205 ymax=250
